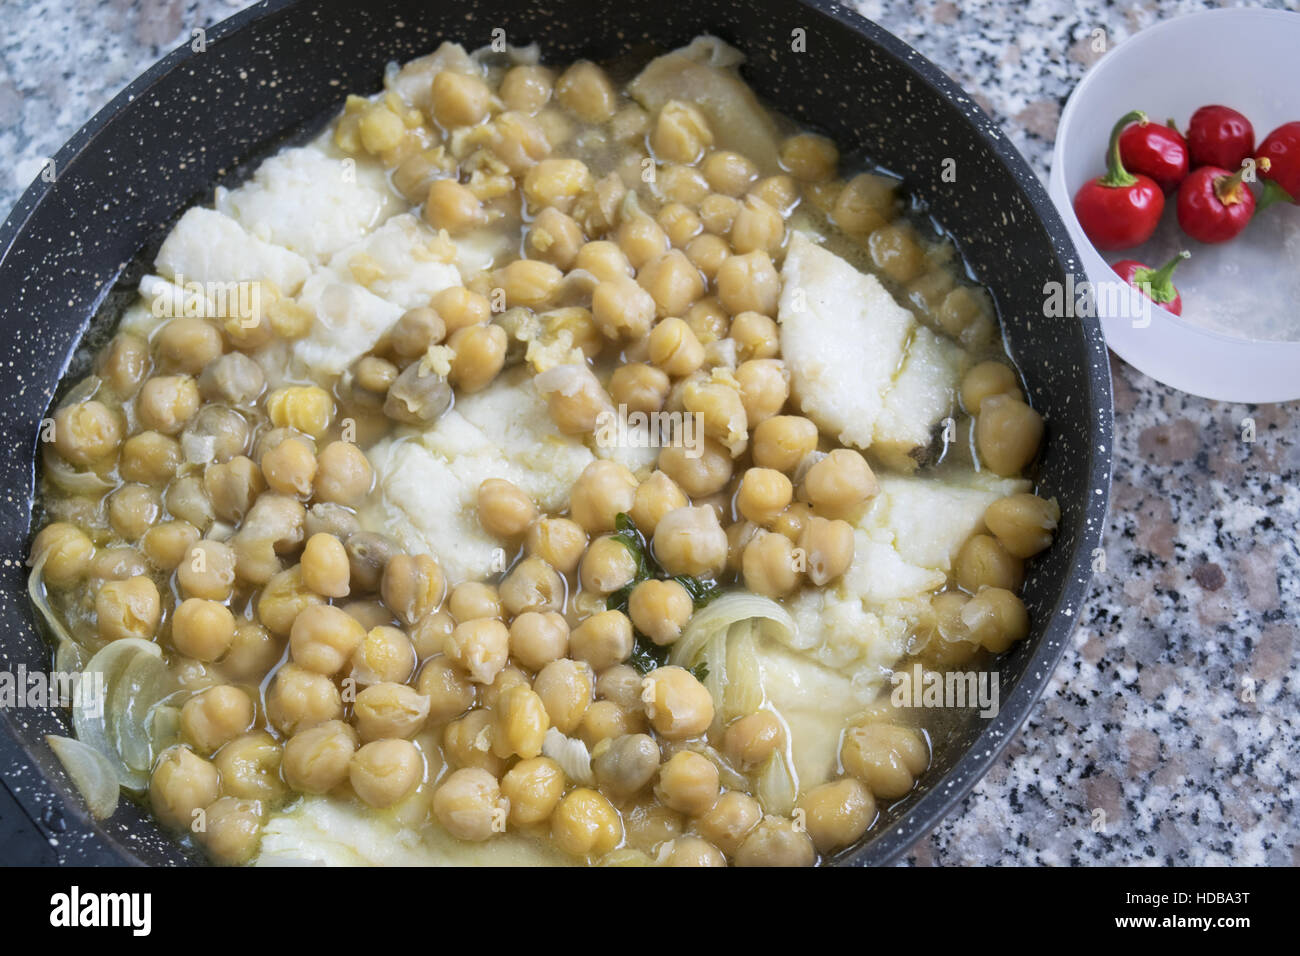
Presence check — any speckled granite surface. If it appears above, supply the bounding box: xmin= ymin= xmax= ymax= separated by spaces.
xmin=1 ymin=0 xmax=1295 ymax=865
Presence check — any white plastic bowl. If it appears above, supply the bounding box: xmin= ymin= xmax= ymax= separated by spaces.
xmin=1049 ymin=8 xmax=1300 ymax=403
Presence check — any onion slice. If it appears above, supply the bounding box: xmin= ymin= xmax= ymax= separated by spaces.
xmin=46 ymin=734 xmax=119 ymax=820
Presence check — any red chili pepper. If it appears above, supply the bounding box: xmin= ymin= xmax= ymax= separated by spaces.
xmin=1186 ymin=105 xmax=1255 ymax=170
xmin=1111 ymin=251 xmax=1190 ymax=316
xmin=1073 ymin=110 xmax=1165 ymax=250
xmin=1176 ymin=165 xmax=1256 ymax=243
xmin=1118 ymin=117 xmax=1189 ymax=193
xmin=1255 ymin=121 xmax=1300 ymax=211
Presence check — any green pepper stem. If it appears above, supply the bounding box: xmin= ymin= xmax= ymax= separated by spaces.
xmin=1134 ymin=251 xmax=1189 ymax=304
xmin=1256 ymin=176 xmax=1295 ymax=213
xmin=1098 ymin=110 xmax=1149 ymax=188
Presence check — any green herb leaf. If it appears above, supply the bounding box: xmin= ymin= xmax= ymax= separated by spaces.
xmin=626 ymin=637 xmax=669 ymax=675
xmin=688 ymin=661 xmax=710 ymax=683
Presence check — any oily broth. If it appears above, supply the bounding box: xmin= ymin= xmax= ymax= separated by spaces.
xmin=28 ymin=42 xmax=1045 ymax=865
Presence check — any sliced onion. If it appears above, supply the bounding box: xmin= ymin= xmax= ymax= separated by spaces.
xmin=54 ymin=638 xmax=87 ymax=675
xmin=57 ymin=374 xmax=102 ymax=408
xmin=754 ymin=749 xmax=797 ymax=816
xmin=73 ymin=638 xmax=164 ymax=791
xmin=27 ymin=553 xmax=83 ymax=654
xmin=46 ymin=735 xmax=119 ymax=820
xmin=112 ymin=651 xmax=174 ymax=774
xmin=42 ymin=450 xmax=116 ymax=495
xmin=542 ymin=728 xmax=594 ymax=786
xmin=671 ymin=591 xmax=796 ymax=668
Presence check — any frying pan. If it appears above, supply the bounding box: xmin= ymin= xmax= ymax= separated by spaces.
xmin=0 ymin=0 xmax=1112 ymax=866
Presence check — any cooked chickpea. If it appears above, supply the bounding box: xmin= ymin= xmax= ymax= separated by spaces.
xmin=579 ymin=536 xmax=638 ymax=595
xmin=701 ymin=150 xmax=758 ymax=196
xmin=417 ymin=655 xmax=477 ymax=723
xmin=204 ymin=455 xmax=265 ymax=523
xmin=729 ymin=311 xmax=780 ymax=362
xmin=422 ymin=177 xmax=486 ymax=234
xmin=574 ymin=240 xmax=633 ymax=281
xmin=961 ymin=586 xmax=1029 ymax=653
xmin=647 ymin=317 xmax=705 ymax=378
xmin=444 ymin=618 xmax=510 ymax=684
xmin=799 ymin=515 xmax=856 ymax=586
xmin=637 ymin=250 xmax=704 ymax=318
xmin=349 ymin=738 xmax=423 ymax=809
xmin=735 ymin=816 xmax=817 ymax=867
xmin=88 ymin=547 xmax=148 ymax=582
xmin=730 ymin=194 xmax=785 ymax=255
xmin=163 ymin=475 xmax=213 ymax=531
xmin=591 ymin=275 xmax=656 ymax=341
xmin=314 ymin=441 xmax=373 ymax=504
xmin=342 ymin=599 xmax=393 ymax=632
xmin=984 ymin=493 xmax=1059 ymax=559
xmin=641 ymin=665 xmax=714 ymax=739
xmin=256 ymin=565 xmax=325 ymax=636
xmin=476 ymin=478 xmax=536 ymax=539
xmin=430 ymin=767 xmax=507 ymax=840
xmin=591 ymin=733 xmax=659 ymax=799
xmin=428 ymin=288 xmax=489 ymax=336
xmin=505 ymin=611 xmax=567 ymax=672
xmin=801 ymin=450 xmax=877 ymax=521
xmin=446 ymin=581 xmax=499 ymax=623
xmin=955 ymin=533 xmax=1024 ymax=593
xmin=31 ymin=522 xmax=95 ymax=587
xmin=139 ymin=520 xmax=200 ymax=571
xmin=715 ymin=251 xmax=780 ymax=316
xmin=181 ymin=684 xmax=254 ymax=753
xmin=656 ymin=202 xmax=701 ymax=247
xmin=343 ymin=531 xmax=397 ymax=594
xmin=265 ymin=662 xmax=343 ymax=735
xmin=138 ymin=375 xmax=200 ymax=435
xmin=265 ymin=386 xmax=333 ymax=439
xmin=938 ymin=285 xmax=996 ymax=348
xmin=696 ymin=790 xmax=763 ymax=856
xmin=736 ymin=468 xmax=793 ymax=525
xmin=569 ymin=460 xmax=638 ymax=534
xmin=443 ymin=709 xmax=507 ymax=775
xmin=501 ymin=757 xmax=565 ymax=826
xmin=501 ymin=64 xmax=554 ymax=113
xmin=976 ymin=394 xmax=1044 ymax=477
xmin=430 ymin=69 xmax=491 ymax=128
xmin=351 ymin=625 xmax=416 ymax=685
xmin=685 ymin=233 xmax=731 ymax=280
xmin=95 ymin=575 xmax=161 ymax=642
xmin=614 ymin=211 xmax=669 ymax=271
xmin=446 ymin=324 xmax=507 ymax=393
xmin=532 ymin=657 xmax=593 ymax=735
xmin=298 ymin=532 xmax=349 ymax=599
xmin=654 ymin=750 xmax=719 ymax=816
xmin=522 ymin=158 xmax=593 ymax=213
xmin=158 ymin=317 xmax=223 ymax=375
xmin=625 ymin=470 xmax=684 ymax=538
xmin=198 ymin=352 xmax=264 ymax=405
xmin=289 ymin=603 xmax=365 ymax=676
xmin=868 ymin=222 xmax=927 ymax=283
xmin=607 ymin=365 xmax=668 ymax=418
xmin=651 ymin=100 xmax=712 ymax=164
xmin=381 ymin=553 xmax=445 ymax=626
xmin=698 ymin=193 xmax=741 ymax=235
xmin=260 ymin=435 xmax=316 ymax=498
xmin=358 ymin=103 xmax=405 ymax=153
xmin=353 ymin=681 xmax=431 ymax=742
xmin=555 ymin=61 xmax=616 ymax=122
xmin=795 ymin=777 xmax=876 ymax=853
xmin=150 ymin=746 xmax=220 ymax=830
xmin=724 ymin=710 xmax=785 ymax=771
xmin=742 ymin=530 xmax=800 ymax=598
xmin=960 ymin=361 xmax=1022 ymax=415
xmin=213 ymin=731 xmax=285 ymax=803
xmin=53 ymin=400 xmax=122 ymax=466
xmin=626 ymin=579 xmax=692 ymax=647
xmin=200 ymin=797 xmax=263 ymax=865
xmin=499 ymin=555 xmax=565 ymax=616
xmin=355 ymin=355 xmax=399 ymax=394
xmin=568 ymin=610 xmax=634 ymax=671
xmin=652 ymin=505 xmax=727 ymax=578
xmin=99 ymin=332 xmax=150 ymax=396
xmin=281 ymin=720 xmax=357 ymax=797
xmin=662 ymin=836 xmax=726 ymax=867
xmin=491 ymin=683 xmax=551 ymax=759
xmin=581 ymin=699 xmax=644 ymax=747
xmin=658 ymin=438 xmax=732 ymax=498
xmin=525 ymin=517 xmax=587 ymax=574
xmin=525 ymin=206 xmax=583 ymax=269
xmin=832 ymin=172 xmax=898 ymax=235
xmin=119 ymin=431 xmax=182 ymax=485
xmin=551 ymin=787 xmax=623 ymax=858
xmin=735 ymin=358 xmax=789 ymax=425
xmin=219 ymin=622 xmax=281 ymax=682
xmin=534 ymin=362 xmax=613 ymax=434
xmin=780 ymin=132 xmax=839 ymax=181
xmin=840 ymin=721 xmax=928 ymax=800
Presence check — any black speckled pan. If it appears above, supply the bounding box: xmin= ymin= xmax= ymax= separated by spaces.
xmin=0 ymin=0 xmax=1111 ymax=865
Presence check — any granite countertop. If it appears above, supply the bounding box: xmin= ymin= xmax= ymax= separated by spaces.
xmin=1 ymin=0 xmax=1295 ymax=865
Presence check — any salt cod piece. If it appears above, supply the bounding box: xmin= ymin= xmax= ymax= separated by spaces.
xmin=154 ymin=207 xmax=311 ymax=296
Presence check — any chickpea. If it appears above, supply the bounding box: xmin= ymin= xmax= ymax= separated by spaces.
xmin=213 ymin=731 xmax=286 ymax=803
xmin=698 ymin=193 xmax=741 ymax=236
xmin=314 ymin=441 xmax=373 ymax=504
xmin=30 ymin=522 xmax=95 ymax=587
xmin=265 ymin=386 xmax=333 ymax=439
xmin=95 ymin=575 xmax=161 ymax=642
xmin=581 ymin=699 xmax=645 ymax=748
xmin=654 ymin=750 xmax=720 ymax=816
xmin=137 ymin=375 xmax=200 ymax=435
xmin=724 ymin=710 xmax=785 ymax=770
xmin=140 ymin=520 xmax=199 ymax=571
xmin=429 ymin=767 xmax=507 ymax=840
xmin=527 ymin=515 xmax=590 ymax=574
xmin=773 ymin=497 xmax=814 ymax=541
xmin=868 ymin=222 xmax=926 ymax=284
xmin=53 ymin=401 xmax=122 ymax=466
xmin=736 ymin=468 xmax=793 ymax=526
xmin=256 ymin=566 xmax=324 ymax=636
xmin=353 ymin=681 xmax=431 ymax=743
xmin=698 ymin=149 xmax=757 ymax=196
xmin=265 ymin=662 xmax=343 ymax=736
xmin=735 ymin=359 xmax=790 ymax=425
xmin=729 ymin=311 xmax=780 ymax=362
xmin=652 ymin=505 xmax=728 ymax=578
xmin=526 ymin=660 xmax=589 ymax=738
xmin=960 ymin=360 xmax=1022 ymax=414
xmin=591 ymin=733 xmax=659 ymax=799
xmin=799 ymin=516 xmax=856 ymax=586
xmin=158 ymin=317 xmax=223 ymax=374
xmin=976 ymin=394 xmax=1044 ymax=477
xmin=443 ymin=709 xmax=507 ymax=775
xmin=348 ymin=626 xmax=413 ymax=685
xmin=651 ymin=101 xmax=712 ymax=164
xmin=685 ymin=233 xmax=731 ymax=280
xmin=648 ymin=317 xmax=705 ymax=378
xmin=475 ymin=478 xmax=535 ymax=539
xmin=608 ymin=364 xmax=669 ymax=418
xmin=523 ymin=158 xmax=593 ymax=213
xmin=780 ymin=132 xmax=839 ymax=181
xmin=662 ymin=835 xmax=726 ymax=867
xmin=800 ymin=449 xmax=877 ymax=520
xmin=220 ymin=622 xmax=282 ymax=682
xmin=501 ymin=757 xmax=565 ymax=826
xmin=795 ymin=777 xmax=876 ymax=853
xmin=628 ymin=579 xmax=693 ymax=646
xmin=422 ymin=177 xmax=486 ymax=234
xmin=430 ymin=69 xmax=491 ymax=128
xmin=750 ymin=173 xmax=799 ymax=211
xmin=417 ymin=655 xmax=477 ymax=723
xmin=955 ymin=533 xmax=1024 ymax=593
xmin=937 ymin=285 xmax=996 ymax=348
xmin=658 ymin=163 xmax=711 ymax=204
xmin=534 ymin=362 xmax=614 ymax=434
xmin=832 ymin=172 xmax=898 ymax=235
xmin=444 ymin=618 xmax=510 ymax=684
xmin=627 ymin=470 xmax=687 ymax=538
xmin=735 ymin=816 xmax=817 ymax=867
xmin=641 ymin=665 xmax=714 ymax=739
xmin=430 ymin=287 xmax=490 ymax=335
xmin=349 ymin=738 xmax=423 ymax=809
xmin=163 ymin=475 xmax=213 ymax=532
xmin=574 ymin=240 xmax=633 ymax=282
xmin=119 ymin=431 xmax=182 ymax=485
xmin=551 ymin=788 xmax=623 ymax=858
xmin=198 ymin=352 xmax=264 ymax=405
xmin=205 ymin=455 xmax=265 ymax=523
xmin=658 ymin=438 xmax=733 ymax=498
xmin=298 ymin=532 xmax=348 ymax=599
xmin=489 ymin=109 xmax=551 ymax=174
xmin=341 ymin=599 xmax=393 ymax=632
xmin=357 ymin=102 xmax=405 ymax=154
xmin=579 ymin=536 xmax=638 ymax=595
xmin=961 ymin=586 xmax=1029 ymax=653
xmin=408 ymin=606 xmax=452 ymax=658
xmin=181 ymin=684 xmax=254 ymax=753
xmin=526 ymin=206 xmax=584 ymax=269
xmin=200 ymin=797 xmax=264 ymax=865
xmin=260 ymin=435 xmax=316 ymax=498
xmin=984 ymin=493 xmax=1059 ymax=559
xmin=288 ymin=603 xmax=365 ymax=676
xmin=568 ymin=460 xmax=637 ymax=534
xmin=355 ymin=355 xmax=399 ymax=394
xmin=730 ymin=195 xmax=785 ymax=255
xmin=569 ymin=613 xmax=634 ymax=671
xmin=595 ymin=664 xmax=643 ymax=712
xmin=622 ymin=796 xmax=684 ymax=855
xmin=742 ymin=530 xmax=800 ymax=598
xmin=496 ymin=599 xmax=562 ymax=663
xmin=499 ymin=555 xmax=565 ymax=616
xmin=696 ymin=790 xmax=763 ymax=856
xmin=344 ymin=532 xmax=398 ymax=594
xmin=656 ymin=202 xmax=702 ymax=248
xmin=555 ymin=61 xmax=616 ymax=123
xmin=715 ymin=251 xmax=780 ymax=316
xmin=637 ymin=250 xmax=704 ymax=318
xmin=444 ymin=581 xmax=498 ymax=623
xmin=591 ymin=275 xmax=656 ymax=341
xmin=501 ymin=64 xmax=554 ymax=113
xmin=150 ymin=746 xmax=220 ymax=830
xmin=182 ymin=405 xmax=250 ymax=465
xmin=495 ymin=259 xmax=564 ymax=311
xmin=491 ymin=683 xmax=551 ymax=759
xmin=381 ymin=553 xmax=445 ymax=626
xmin=99 ymin=332 xmax=150 ymax=396
xmin=448 ymin=324 xmax=509 ymax=393
xmin=840 ymin=722 xmax=928 ymax=800
xmin=88 ymin=547 xmax=149 ymax=582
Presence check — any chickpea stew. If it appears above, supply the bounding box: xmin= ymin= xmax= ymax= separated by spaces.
xmin=27 ymin=36 xmax=1054 ymax=866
